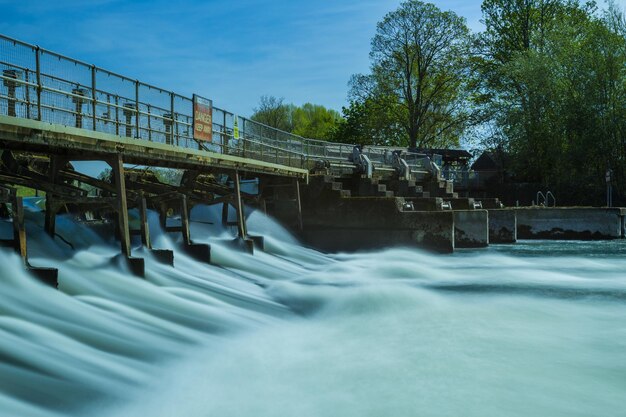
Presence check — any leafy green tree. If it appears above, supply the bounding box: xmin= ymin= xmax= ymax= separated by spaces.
xmin=290 ymin=103 xmax=342 ymax=140
xmin=250 ymin=95 xmax=291 ymax=131
xmin=250 ymin=97 xmax=341 ymax=140
xmin=350 ymin=0 xmax=475 ymax=149
xmin=477 ymin=0 xmax=626 ymax=204
xmin=330 ymin=97 xmax=404 ymax=146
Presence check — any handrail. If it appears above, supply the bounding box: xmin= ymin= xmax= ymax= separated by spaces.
xmin=536 ymin=191 xmax=546 ymax=206
xmin=0 ymin=32 xmax=443 ymax=177
xmin=536 ymin=191 xmax=556 ymax=207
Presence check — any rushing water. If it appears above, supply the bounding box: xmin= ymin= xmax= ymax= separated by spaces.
xmin=0 ymin=202 xmax=625 ymax=417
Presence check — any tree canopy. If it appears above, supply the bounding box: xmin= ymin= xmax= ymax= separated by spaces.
xmin=250 ymin=96 xmax=341 ymax=140
xmin=344 ymin=0 xmax=476 ymax=149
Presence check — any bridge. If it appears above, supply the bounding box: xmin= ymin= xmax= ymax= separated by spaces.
xmin=1 ymin=34 xmax=486 ymax=285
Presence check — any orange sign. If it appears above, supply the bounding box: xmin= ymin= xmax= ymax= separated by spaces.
xmin=193 ymin=95 xmax=213 ymax=141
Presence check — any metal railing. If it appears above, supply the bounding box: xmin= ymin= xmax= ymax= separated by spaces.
xmin=0 ymin=33 xmax=436 ymax=177
xmin=535 ymin=191 xmax=556 ymax=207
xmin=0 ymin=34 xmax=308 ymax=171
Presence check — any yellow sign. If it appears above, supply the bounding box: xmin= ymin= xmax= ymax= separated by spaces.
xmin=233 ymin=116 xmax=240 ymax=139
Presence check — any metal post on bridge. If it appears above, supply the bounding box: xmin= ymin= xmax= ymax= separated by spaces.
xmin=35 ymin=46 xmax=42 ymax=121
xmin=135 ymin=80 xmax=140 ymax=139
xmin=169 ymin=92 xmax=175 ymax=145
xmin=147 ymin=105 xmax=152 ymax=141
xmin=91 ymin=65 xmax=97 ymax=131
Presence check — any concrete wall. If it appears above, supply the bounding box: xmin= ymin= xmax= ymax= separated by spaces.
xmin=488 ymin=209 xmax=517 ymax=243
xmin=453 ymin=210 xmax=489 ymax=248
xmin=300 ymin=198 xmax=455 ymax=253
xmin=515 ymin=207 xmax=625 ymax=240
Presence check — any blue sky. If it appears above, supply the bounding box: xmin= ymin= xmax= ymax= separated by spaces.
xmin=1 ymin=0 xmax=624 ymax=118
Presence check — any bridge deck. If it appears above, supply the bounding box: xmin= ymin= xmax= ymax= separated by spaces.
xmin=0 ymin=115 xmax=308 ymax=179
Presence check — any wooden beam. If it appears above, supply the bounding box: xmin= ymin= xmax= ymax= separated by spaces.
xmin=295 ymin=179 xmax=303 ymax=231
xmin=12 ymin=194 xmax=27 ymax=262
xmin=139 ymin=192 xmax=151 ymax=249
xmin=110 ymin=154 xmax=131 ymax=257
xmin=180 ymin=194 xmax=191 ymax=245
xmin=222 ymin=199 xmax=230 ymax=227
xmin=233 ymin=170 xmax=247 ymax=239
xmin=44 ymin=155 xmax=61 ymax=237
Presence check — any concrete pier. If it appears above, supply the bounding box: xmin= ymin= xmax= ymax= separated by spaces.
xmin=515 ymin=207 xmax=625 ymax=240
xmin=300 ymin=198 xmax=455 ymax=253
xmin=488 ymin=209 xmax=517 ymax=243
xmin=453 ymin=210 xmax=489 ymax=248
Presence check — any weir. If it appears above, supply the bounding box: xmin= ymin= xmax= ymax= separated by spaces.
xmin=1 ymin=33 xmax=625 ymax=283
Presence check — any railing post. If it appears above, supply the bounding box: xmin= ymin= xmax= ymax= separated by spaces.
xmin=35 ymin=46 xmax=41 ymax=121
xmin=135 ymin=80 xmax=140 ymax=139
xmin=147 ymin=104 xmax=152 ymax=141
xmin=170 ymin=92 xmax=175 ymax=145
xmin=91 ymin=65 xmax=97 ymax=131
xmin=223 ymin=111 xmax=227 ymax=153
xmin=115 ymin=95 xmax=120 ymax=136
xmin=25 ymin=71 xmax=31 ymax=119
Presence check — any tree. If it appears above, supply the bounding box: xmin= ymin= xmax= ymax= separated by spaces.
xmin=250 ymin=97 xmax=341 ymax=140
xmin=350 ymin=0 xmax=474 ymax=149
xmin=290 ymin=103 xmax=341 ymax=140
xmin=250 ymin=95 xmax=291 ymax=131
xmin=330 ymin=97 xmax=405 ymax=146
xmin=476 ymin=0 xmax=626 ymax=204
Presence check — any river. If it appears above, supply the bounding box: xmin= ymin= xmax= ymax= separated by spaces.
xmin=0 ymin=203 xmax=624 ymax=417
